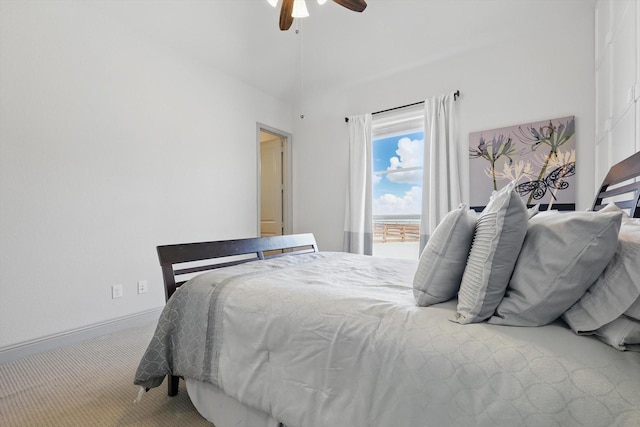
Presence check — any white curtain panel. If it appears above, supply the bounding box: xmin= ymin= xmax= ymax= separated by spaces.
xmin=343 ymin=114 xmax=373 ymax=255
xmin=420 ymin=93 xmax=462 ymax=251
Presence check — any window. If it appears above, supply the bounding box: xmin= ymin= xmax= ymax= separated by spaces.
xmin=371 ymin=105 xmax=424 ymax=259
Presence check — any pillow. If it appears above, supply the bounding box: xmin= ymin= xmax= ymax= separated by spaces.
xmin=562 ymin=240 xmax=640 ymax=331
xmin=598 ymin=202 xmax=630 ymax=217
xmin=454 ymin=181 xmax=528 ymax=324
xmin=413 ymin=204 xmax=476 ymax=306
xmin=528 ymin=204 xmax=540 ymax=219
xmin=625 ymin=297 xmax=640 ymax=320
xmin=562 ymin=216 xmax=640 ymax=332
xmin=580 ymin=316 xmax=640 ymax=352
xmin=488 ymin=211 xmax=622 ymax=327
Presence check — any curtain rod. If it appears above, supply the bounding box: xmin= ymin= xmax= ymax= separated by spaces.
xmin=344 ymin=90 xmax=460 ymax=123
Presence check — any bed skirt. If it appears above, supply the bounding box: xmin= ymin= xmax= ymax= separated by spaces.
xmin=186 ymin=378 xmax=281 ymax=427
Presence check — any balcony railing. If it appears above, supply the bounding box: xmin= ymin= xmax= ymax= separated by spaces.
xmin=373 ymin=215 xmax=420 ymax=243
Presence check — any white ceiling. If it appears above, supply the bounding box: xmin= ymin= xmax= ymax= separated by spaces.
xmin=88 ymin=0 xmax=596 ymax=104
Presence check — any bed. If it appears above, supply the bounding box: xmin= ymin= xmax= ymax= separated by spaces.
xmin=135 ymin=151 xmax=640 ymax=427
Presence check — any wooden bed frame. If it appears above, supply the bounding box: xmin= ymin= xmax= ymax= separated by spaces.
xmin=156 ymin=151 xmax=640 ymax=397
xmin=592 ymin=150 xmax=640 ymax=216
xmin=157 ymin=233 xmax=318 ymax=396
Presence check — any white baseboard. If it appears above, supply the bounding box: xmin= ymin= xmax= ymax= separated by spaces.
xmin=0 ymin=307 xmax=163 ymax=365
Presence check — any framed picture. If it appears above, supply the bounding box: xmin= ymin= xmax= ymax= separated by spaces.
xmin=469 ymin=116 xmax=576 ymax=212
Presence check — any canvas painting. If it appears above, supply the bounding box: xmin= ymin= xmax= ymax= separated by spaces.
xmin=468 ymin=116 xmax=576 ymax=211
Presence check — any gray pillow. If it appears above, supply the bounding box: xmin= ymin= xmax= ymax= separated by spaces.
xmin=489 ymin=211 xmax=622 ymax=327
xmin=562 ymin=216 xmax=640 ymax=331
xmin=625 ymin=297 xmax=640 ymax=320
xmin=455 ymin=181 xmax=528 ymax=324
xmin=599 ymin=202 xmax=630 ymax=217
xmin=580 ymin=316 xmax=640 ymax=352
xmin=413 ymin=204 xmax=476 ymax=306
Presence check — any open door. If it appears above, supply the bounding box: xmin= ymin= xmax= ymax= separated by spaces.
xmin=258 ymin=126 xmax=291 ymax=238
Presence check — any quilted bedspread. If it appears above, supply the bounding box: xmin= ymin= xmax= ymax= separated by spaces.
xmin=135 ymin=252 xmax=640 ymax=427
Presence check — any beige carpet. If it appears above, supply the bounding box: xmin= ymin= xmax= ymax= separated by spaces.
xmin=0 ymin=323 xmax=212 ymax=426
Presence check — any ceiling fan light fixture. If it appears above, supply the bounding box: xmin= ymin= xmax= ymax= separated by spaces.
xmin=267 ymin=0 xmax=278 ymax=7
xmin=292 ymin=0 xmax=310 ymax=18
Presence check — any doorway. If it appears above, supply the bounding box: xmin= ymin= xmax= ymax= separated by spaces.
xmin=258 ymin=125 xmax=291 ymax=238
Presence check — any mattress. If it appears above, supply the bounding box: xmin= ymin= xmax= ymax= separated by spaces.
xmin=136 ymin=252 xmax=640 ymax=426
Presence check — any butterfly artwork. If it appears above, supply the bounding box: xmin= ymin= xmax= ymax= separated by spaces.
xmin=469 ymin=116 xmax=576 ymax=212
xmin=515 ymin=161 xmax=576 ymax=204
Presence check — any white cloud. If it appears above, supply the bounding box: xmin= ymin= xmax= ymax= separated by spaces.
xmin=386 ymin=137 xmax=423 ymax=184
xmin=373 ymin=186 xmax=422 ymax=215
xmin=393 ymin=137 xmax=423 ymax=167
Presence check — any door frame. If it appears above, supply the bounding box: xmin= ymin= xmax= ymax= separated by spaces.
xmin=257 ymin=123 xmax=293 ymax=237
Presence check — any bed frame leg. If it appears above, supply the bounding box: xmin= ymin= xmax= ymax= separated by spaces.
xmin=168 ymin=375 xmax=179 ymax=396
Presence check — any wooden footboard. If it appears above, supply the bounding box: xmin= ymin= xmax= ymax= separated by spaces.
xmin=157 ymin=233 xmax=318 ymax=396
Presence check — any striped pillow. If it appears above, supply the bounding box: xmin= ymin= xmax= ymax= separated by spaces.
xmin=455 ymin=181 xmax=528 ymax=324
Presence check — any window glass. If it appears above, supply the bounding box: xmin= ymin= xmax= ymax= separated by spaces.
xmin=372 ymin=131 xmax=424 ymax=216
xmin=371 ymin=106 xmax=424 ymax=259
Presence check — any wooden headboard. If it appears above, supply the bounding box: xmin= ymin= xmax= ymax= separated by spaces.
xmin=592 ymin=150 xmax=640 ymax=218
xmin=157 ymin=233 xmax=318 ymax=301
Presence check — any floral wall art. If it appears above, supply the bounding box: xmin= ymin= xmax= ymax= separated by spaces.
xmin=469 ymin=116 xmax=576 ymax=211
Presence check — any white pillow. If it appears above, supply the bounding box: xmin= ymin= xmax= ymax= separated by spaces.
xmin=489 ymin=211 xmax=622 ymax=327
xmin=580 ymin=316 xmax=640 ymax=352
xmin=625 ymin=297 xmax=640 ymax=320
xmin=527 ymin=204 xmax=540 ymax=219
xmin=455 ymin=181 xmax=528 ymax=324
xmin=598 ymin=202 xmax=630 ymax=217
xmin=413 ymin=204 xmax=476 ymax=306
xmin=562 ymin=215 xmax=640 ymax=331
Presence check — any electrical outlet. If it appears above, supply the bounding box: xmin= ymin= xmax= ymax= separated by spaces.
xmin=137 ymin=280 xmax=148 ymax=294
xmin=112 ymin=284 xmax=123 ymax=299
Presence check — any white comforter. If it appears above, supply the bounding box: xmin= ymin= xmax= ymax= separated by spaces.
xmin=136 ymin=252 xmax=640 ymax=427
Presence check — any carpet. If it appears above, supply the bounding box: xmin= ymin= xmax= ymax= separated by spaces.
xmin=0 ymin=323 xmax=212 ymax=426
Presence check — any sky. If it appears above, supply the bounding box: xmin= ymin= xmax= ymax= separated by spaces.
xmin=372 ymin=131 xmax=424 ymax=216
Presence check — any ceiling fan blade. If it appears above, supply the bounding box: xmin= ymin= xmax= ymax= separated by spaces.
xmin=332 ymin=0 xmax=367 ymax=12
xmin=280 ymin=0 xmax=295 ymax=30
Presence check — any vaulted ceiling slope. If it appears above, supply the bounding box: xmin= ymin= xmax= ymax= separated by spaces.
xmin=88 ymin=0 xmax=596 ymax=104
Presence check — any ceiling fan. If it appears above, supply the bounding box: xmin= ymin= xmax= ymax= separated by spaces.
xmin=269 ymin=0 xmax=367 ymax=31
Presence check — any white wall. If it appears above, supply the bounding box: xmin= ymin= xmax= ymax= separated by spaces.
xmin=595 ymin=0 xmax=640 ymax=183
xmin=0 ymin=2 xmax=292 ymax=348
xmin=293 ymin=0 xmax=596 ymax=251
